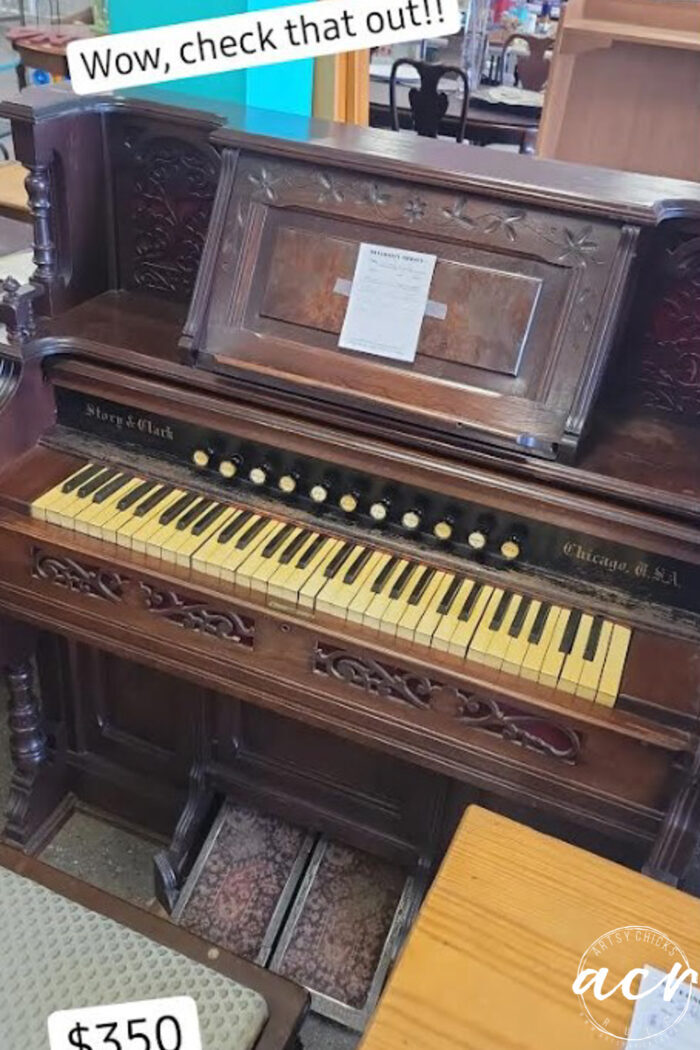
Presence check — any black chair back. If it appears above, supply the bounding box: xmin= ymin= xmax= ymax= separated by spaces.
xmin=389 ymin=59 xmax=469 ymax=144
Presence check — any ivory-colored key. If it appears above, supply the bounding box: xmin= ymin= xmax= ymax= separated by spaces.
xmin=190 ymin=509 xmax=250 ymax=577
xmin=298 ymin=539 xmax=346 ymax=609
xmin=464 ymin=589 xmax=505 ymax=664
xmin=144 ymin=494 xmax=204 ymax=558
xmin=432 ymin=579 xmax=475 ymax=652
xmin=520 ymin=605 xmax=563 ymax=681
xmin=413 ymin=574 xmax=458 ymax=648
xmin=248 ymin=526 xmax=306 ymax=594
xmin=316 ymin=548 xmax=381 ymax=619
xmin=72 ymin=474 xmax=136 ymax=536
xmin=595 ymin=624 xmax=632 ymax=708
xmin=46 ymin=467 xmax=118 ymax=528
xmin=233 ymin=521 xmax=294 ymax=590
xmin=538 ymin=609 xmax=573 ymax=687
xmin=346 ymin=553 xmax=395 ymax=624
xmin=362 ymin=559 xmax=410 ymax=630
xmin=220 ymin=519 xmax=282 ymax=584
xmin=172 ymin=505 xmax=235 ymax=567
xmin=131 ymin=489 xmax=190 ymax=553
xmin=268 ymin=535 xmax=334 ymax=605
xmin=448 ymin=585 xmax=494 ymax=658
xmin=376 ymin=563 xmax=422 ymax=638
xmin=396 ymin=570 xmax=446 ymax=642
xmin=576 ymin=620 xmax=613 ymax=700
xmin=501 ymin=599 xmax=542 ymax=676
xmin=80 ymin=477 xmax=147 ymax=538
xmin=559 ymin=613 xmax=595 ymax=693
xmin=117 ymin=487 xmax=179 ymax=549
xmin=482 ymin=594 xmax=524 ymax=670
xmin=30 ymin=463 xmax=96 ymax=521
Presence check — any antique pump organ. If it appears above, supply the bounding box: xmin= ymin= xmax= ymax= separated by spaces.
xmin=0 ymin=83 xmax=698 ymax=939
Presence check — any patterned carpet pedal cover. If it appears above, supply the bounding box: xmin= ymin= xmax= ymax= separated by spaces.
xmin=269 ymin=836 xmax=423 ymax=1032
xmin=172 ymin=801 xmax=315 ymax=966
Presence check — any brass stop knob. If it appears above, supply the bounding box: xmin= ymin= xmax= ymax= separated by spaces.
xmin=278 ymin=474 xmax=297 ymax=494
xmin=433 ymin=520 xmax=453 ymax=541
xmin=468 ymin=530 xmax=487 ymax=551
xmin=369 ymin=502 xmax=388 ymax=522
xmin=219 ymin=459 xmax=237 ymax=479
xmin=402 ymin=510 xmax=421 ymax=530
xmin=340 ymin=493 xmax=358 ymax=513
xmin=310 ymin=484 xmax=329 ymax=504
xmin=192 ymin=449 xmax=209 ymax=469
xmin=249 ymin=467 xmax=267 ymax=486
xmin=501 ymin=539 xmax=521 ymax=561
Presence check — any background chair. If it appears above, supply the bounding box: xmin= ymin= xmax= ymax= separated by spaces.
xmin=389 ymin=59 xmax=470 ymax=144
xmin=500 ymin=33 xmax=551 ymax=91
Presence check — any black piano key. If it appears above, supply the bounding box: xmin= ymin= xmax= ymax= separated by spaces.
xmin=77 ymin=467 xmax=119 ymax=499
xmin=218 ymin=510 xmax=253 ymax=544
xmin=236 ymin=516 xmax=270 ymax=550
xmin=459 ymin=583 xmax=483 ymax=621
xmin=408 ymin=568 xmax=436 ymax=606
xmin=528 ymin=603 xmax=552 ymax=645
xmin=583 ymin=616 xmax=605 ymax=662
xmin=92 ymin=473 xmax=133 ymax=504
xmin=489 ymin=591 xmax=513 ymax=631
xmin=117 ymin=479 xmax=155 ymax=511
xmin=389 ymin=563 xmax=418 ymax=600
xmin=343 ymin=547 xmax=373 ymax=584
xmin=508 ymin=596 xmax=532 ymax=638
xmin=295 ymin=534 xmax=327 ymax=569
xmin=559 ymin=610 xmax=583 ymax=654
xmin=176 ymin=498 xmax=213 ymax=531
xmin=134 ymin=485 xmax=174 ymax=517
xmin=159 ymin=493 xmax=198 ymax=526
xmin=323 ymin=541 xmax=356 ymax=579
xmin=191 ymin=503 xmax=227 ymax=537
xmin=279 ymin=529 xmax=312 ymax=565
xmin=371 ymin=556 xmax=399 ymax=594
xmin=262 ymin=522 xmax=296 ymax=558
xmin=437 ymin=576 xmax=462 ymax=616
xmin=62 ymin=462 xmax=102 ymax=494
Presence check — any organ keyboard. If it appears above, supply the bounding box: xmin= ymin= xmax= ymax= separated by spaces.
xmin=30 ymin=461 xmax=632 ymax=706
xmin=0 ymin=84 xmax=698 ymax=911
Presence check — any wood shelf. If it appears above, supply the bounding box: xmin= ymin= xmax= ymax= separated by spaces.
xmin=565 ymin=16 xmax=700 ymax=52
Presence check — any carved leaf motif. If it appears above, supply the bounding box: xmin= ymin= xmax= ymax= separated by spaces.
xmin=556 ymin=225 xmax=598 ymax=268
xmin=480 ymin=210 xmax=526 ymax=242
xmin=248 ymin=165 xmax=278 ymax=201
xmin=366 ymin=182 xmax=391 ymax=208
xmin=314 ymin=646 xmax=439 ymax=708
xmin=442 ymin=196 xmax=474 ymax=228
xmin=318 ymin=172 xmax=344 ymax=204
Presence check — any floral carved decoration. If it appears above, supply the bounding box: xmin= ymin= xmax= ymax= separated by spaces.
xmin=314 ymin=644 xmax=581 ymax=764
xmin=129 ymin=135 xmax=219 ymax=301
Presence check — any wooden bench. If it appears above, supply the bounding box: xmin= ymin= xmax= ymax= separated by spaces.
xmin=0 ymin=162 xmax=30 ymax=223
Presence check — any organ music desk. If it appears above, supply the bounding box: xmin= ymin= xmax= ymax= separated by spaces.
xmin=0 ymin=83 xmax=698 ymax=945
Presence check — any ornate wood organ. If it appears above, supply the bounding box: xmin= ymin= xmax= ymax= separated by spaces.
xmin=0 ymin=84 xmax=698 ymax=920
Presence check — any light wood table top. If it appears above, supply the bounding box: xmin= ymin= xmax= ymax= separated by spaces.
xmin=360 ymin=806 xmax=700 ymax=1050
xmin=0 ymin=162 xmax=30 ymax=222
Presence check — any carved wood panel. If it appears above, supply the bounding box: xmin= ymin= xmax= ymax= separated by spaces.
xmin=110 ymin=117 xmax=220 ymax=302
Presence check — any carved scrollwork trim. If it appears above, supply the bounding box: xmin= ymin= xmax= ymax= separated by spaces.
xmin=313 ymin=643 xmax=581 ymax=764
xmin=313 ymin=645 xmax=441 ymax=708
xmin=140 ymin=584 xmax=255 ymax=646
xmin=455 ymin=692 xmax=581 ymax=764
xmin=32 ymin=548 xmax=125 ymax=602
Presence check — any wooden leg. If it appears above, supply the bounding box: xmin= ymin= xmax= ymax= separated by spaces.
xmin=2 ymin=620 xmax=68 ymax=851
xmin=644 ymin=745 xmax=700 ymax=887
xmin=154 ymin=761 xmax=217 ymax=912
xmin=15 ymin=62 xmax=27 ymax=91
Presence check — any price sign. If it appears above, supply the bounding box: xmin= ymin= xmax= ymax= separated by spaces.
xmin=48 ymin=996 xmax=202 ymax=1050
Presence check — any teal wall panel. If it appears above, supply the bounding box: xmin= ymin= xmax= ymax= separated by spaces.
xmin=108 ymin=0 xmax=314 ymax=112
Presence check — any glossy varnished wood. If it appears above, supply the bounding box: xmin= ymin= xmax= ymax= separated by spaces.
xmin=359 ymin=806 xmax=700 ymax=1050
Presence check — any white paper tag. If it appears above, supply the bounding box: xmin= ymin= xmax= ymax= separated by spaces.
xmin=48 ymin=996 xmax=202 ymax=1050
xmin=625 ymin=966 xmax=700 ymax=1047
xmin=338 ymin=243 xmax=437 ymax=362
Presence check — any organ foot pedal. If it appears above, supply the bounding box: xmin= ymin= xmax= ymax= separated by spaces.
xmin=172 ymin=800 xmax=425 ymax=1032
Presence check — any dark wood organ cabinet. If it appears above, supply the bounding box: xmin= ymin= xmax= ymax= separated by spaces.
xmin=0 ymin=85 xmax=698 ymax=929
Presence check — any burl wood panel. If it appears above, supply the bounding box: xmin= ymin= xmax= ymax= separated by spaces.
xmin=261 ymin=226 xmax=541 ymax=376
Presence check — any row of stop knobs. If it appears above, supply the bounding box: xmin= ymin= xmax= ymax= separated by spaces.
xmin=192 ymin=449 xmax=522 ymax=560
